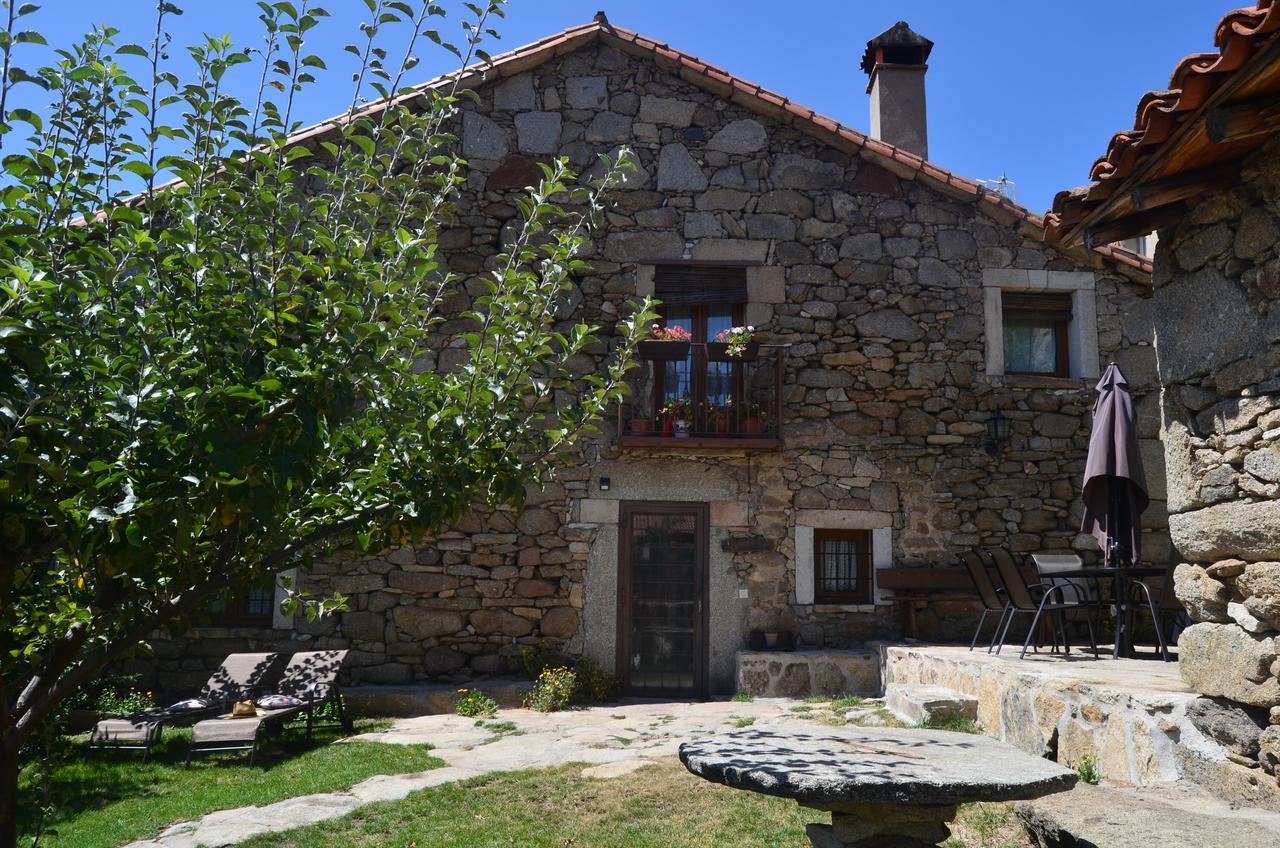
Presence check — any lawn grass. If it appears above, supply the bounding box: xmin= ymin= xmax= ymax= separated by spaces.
xmin=20 ymin=719 xmax=441 ymax=848
xmin=238 ymin=761 xmax=815 ymax=848
xmin=237 ymin=760 xmax=1030 ymax=848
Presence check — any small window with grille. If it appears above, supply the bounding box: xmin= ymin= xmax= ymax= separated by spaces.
xmin=813 ymin=529 xmax=872 ymax=604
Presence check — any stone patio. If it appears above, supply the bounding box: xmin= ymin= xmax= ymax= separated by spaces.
xmin=884 ymin=644 xmax=1280 ymax=811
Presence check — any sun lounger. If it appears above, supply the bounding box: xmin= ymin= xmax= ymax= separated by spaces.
xmin=186 ymin=649 xmax=349 ymax=765
xmin=88 ymin=652 xmax=285 ymax=762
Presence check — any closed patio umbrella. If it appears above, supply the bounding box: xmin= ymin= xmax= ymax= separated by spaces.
xmin=1081 ymin=362 xmax=1149 ymax=566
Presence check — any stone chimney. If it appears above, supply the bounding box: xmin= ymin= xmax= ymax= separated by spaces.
xmin=861 ymin=21 xmax=933 ymax=160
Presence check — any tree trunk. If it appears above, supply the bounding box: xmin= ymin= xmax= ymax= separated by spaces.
xmin=0 ymin=741 xmax=17 ymax=848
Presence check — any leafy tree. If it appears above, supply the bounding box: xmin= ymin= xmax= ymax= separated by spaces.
xmin=0 ymin=1 xmax=652 ymax=842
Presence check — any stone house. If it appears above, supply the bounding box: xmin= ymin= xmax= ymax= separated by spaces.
xmin=1048 ymin=0 xmax=1280 ymax=788
xmin=153 ymin=16 xmax=1165 ymax=698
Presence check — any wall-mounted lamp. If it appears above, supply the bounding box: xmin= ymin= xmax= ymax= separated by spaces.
xmin=985 ymin=409 xmax=1010 ymax=457
xmin=599 ymin=477 xmax=611 ymax=491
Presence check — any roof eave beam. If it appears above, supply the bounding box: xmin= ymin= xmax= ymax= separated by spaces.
xmin=1084 ymin=203 xmax=1187 ymax=251
xmin=1206 ymin=93 xmax=1280 ymax=144
xmin=1131 ymin=162 xmax=1243 ymax=211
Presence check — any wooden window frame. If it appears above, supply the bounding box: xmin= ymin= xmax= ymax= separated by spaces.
xmin=653 ymin=301 xmax=746 ymax=417
xmin=813 ymin=528 xmax=873 ymax=605
xmin=1001 ymin=292 xmax=1071 ymax=378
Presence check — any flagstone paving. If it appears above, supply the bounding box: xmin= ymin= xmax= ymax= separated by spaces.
xmin=127 ymin=698 xmax=869 ymax=848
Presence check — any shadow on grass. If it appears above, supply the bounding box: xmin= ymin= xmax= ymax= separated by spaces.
xmin=20 ymin=719 xmax=437 ymax=848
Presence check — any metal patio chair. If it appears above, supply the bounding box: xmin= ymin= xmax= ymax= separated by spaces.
xmin=988 ymin=548 xmax=1103 ymax=660
xmin=1128 ymin=565 xmax=1180 ymax=661
xmin=959 ymin=551 xmax=1007 ymax=652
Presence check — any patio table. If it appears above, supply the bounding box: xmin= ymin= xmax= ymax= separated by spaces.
xmin=679 ymin=726 xmax=1076 ymax=847
xmin=1042 ymin=566 xmax=1168 ymax=660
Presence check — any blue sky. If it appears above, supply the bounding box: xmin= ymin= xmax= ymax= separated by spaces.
xmin=23 ymin=0 xmax=1222 ymax=212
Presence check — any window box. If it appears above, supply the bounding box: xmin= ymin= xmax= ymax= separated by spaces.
xmin=618 ymin=344 xmax=783 ymax=450
xmin=638 ymin=340 xmax=691 ymax=361
xmin=705 ymin=342 xmax=759 ymax=362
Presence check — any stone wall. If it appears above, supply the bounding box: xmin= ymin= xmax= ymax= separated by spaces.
xmin=147 ymin=40 xmax=1163 ymax=693
xmin=1160 ymin=135 xmax=1280 ymax=776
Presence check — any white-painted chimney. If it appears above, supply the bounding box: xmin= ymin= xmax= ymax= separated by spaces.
xmin=862 ymin=21 xmax=933 ymax=160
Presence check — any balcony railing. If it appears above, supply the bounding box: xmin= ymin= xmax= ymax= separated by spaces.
xmin=617 ymin=343 xmax=784 ymax=450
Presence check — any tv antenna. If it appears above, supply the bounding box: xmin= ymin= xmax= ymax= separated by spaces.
xmin=977 ymin=173 xmax=1018 ymax=203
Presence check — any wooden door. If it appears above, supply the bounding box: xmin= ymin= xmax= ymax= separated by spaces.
xmin=617 ymin=502 xmax=709 ymax=697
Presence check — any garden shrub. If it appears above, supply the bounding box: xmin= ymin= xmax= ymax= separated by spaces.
xmin=64 ymin=674 xmax=155 ymax=716
xmin=525 ymin=667 xmax=577 ymax=713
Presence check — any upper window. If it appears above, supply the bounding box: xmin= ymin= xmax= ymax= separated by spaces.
xmin=651 ymin=265 xmax=753 ymax=437
xmin=813 ymin=529 xmax=872 ymax=604
xmin=1001 ymin=292 xmax=1071 ymax=377
xmin=205 ymin=579 xmax=274 ymax=628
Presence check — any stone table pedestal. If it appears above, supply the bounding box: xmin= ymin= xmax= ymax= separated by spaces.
xmin=806 ymin=802 xmax=957 ymax=847
xmin=679 ymin=726 xmax=1077 ymax=848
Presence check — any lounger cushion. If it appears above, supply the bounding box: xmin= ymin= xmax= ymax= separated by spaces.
xmin=191 ymin=706 xmax=305 ymax=745
xmin=92 ymin=718 xmax=157 ymax=744
xmin=258 ymin=694 xmax=303 ymax=709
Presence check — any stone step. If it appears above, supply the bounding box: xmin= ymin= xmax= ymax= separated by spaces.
xmin=884 ymin=684 xmax=977 ymax=726
xmin=343 ymin=679 xmax=532 ymax=716
xmin=1017 ymin=782 xmax=1280 ymax=848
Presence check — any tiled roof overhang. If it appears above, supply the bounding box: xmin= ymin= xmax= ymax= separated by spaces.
xmin=1046 ymin=2 xmax=1280 ymax=250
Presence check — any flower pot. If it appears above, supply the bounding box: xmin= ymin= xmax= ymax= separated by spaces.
xmin=630 ymin=418 xmax=652 ymax=435
xmin=763 ymin=631 xmax=780 ymax=649
xmin=638 ymin=340 xmax=691 ymax=361
xmin=742 ymin=416 xmax=763 ymax=436
xmin=661 ymin=415 xmax=675 ymax=437
xmin=674 ymin=419 xmax=691 ymax=438
xmin=706 ymin=342 xmax=759 ymax=362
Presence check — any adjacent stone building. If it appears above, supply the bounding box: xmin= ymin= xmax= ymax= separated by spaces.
xmin=152 ymin=16 xmax=1163 ymax=698
xmin=1048 ymin=0 xmax=1280 ymax=790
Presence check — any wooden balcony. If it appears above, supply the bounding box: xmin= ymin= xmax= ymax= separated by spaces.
xmin=617 ymin=344 xmax=784 ymax=451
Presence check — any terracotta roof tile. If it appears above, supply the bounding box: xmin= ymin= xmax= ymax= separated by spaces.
xmin=1050 ymin=2 xmax=1280 ymax=245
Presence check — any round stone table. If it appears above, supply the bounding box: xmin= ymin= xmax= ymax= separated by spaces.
xmin=679 ymin=726 xmax=1077 ymax=848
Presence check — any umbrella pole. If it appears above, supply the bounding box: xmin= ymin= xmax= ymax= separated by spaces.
xmin=1108 ymin=476 xmax=1133 ymax=658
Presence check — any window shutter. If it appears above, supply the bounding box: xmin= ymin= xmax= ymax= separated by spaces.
xmin=653 ymin=265 xmax=748 ymax=305
xmin=1003 ymin=292 xmax=1072 ymax=319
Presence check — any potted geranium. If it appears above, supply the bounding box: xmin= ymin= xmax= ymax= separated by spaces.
xmin=660 ymin=395 xmax=694 ymax=438
xmin=707 ymin=325 xmax=758 ymax=361
xmin=639 ymin=323 xmax=692 ymax=360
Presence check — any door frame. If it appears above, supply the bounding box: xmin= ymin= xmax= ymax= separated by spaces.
xmin=616 ymin=500 xmax=710 ymax=698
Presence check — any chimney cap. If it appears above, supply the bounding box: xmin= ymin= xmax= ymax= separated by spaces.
xmin=860 ymin=21 xmax=933 ymax=75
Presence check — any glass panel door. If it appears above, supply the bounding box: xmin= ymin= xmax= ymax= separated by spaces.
xmin=619 ymin=503 xmax=707 ymax=696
